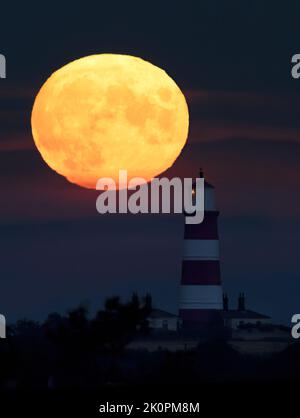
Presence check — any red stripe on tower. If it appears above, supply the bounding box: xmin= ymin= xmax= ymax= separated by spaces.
xmin=179 ymin=170 xmax=223 ymax=327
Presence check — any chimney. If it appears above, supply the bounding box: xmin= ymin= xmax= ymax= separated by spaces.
xmin=223 ymin=293 xmax=229 ymax=311
xmin=238 ymin=293 xmax=246 ymax=311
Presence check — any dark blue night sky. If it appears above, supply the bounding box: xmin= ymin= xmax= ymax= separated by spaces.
xmin=0 ymin=1 xmax=300 ymax=324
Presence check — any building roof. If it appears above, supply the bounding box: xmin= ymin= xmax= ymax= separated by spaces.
xmin=147 ymin=309 xmax=178 ymax=319
xmin=222 ymin=310 xmax=270 ymax=320
xmin=204 ymin=180 xmax=214 ymax=189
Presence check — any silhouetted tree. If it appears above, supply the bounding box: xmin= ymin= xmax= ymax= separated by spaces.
xmin=143 ymin=293 xmax=152 ymax=314
xmin=105 ymin=296 xmax=121 ymax=311
xmin=130 ymin=292 xmax=140 ymax=310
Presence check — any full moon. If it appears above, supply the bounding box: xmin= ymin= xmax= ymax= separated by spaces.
xmin=31 ymin=54 xmax=189 ymax=189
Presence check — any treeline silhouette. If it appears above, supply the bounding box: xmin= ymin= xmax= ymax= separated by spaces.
xmin=0 ymin=293 xmax=300 ymax=390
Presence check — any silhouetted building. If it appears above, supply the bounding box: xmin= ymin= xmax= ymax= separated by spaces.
xmin=222 ymin=294 xmax=270 ymax=330
xmin=146 ymin=309 xmax=180 ymax=331
xmin=128 ymin=173 xmax=290 ymax=353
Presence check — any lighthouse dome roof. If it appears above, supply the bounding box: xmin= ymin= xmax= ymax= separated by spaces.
xmin=192 ymin=169 xmax=214 ymax=189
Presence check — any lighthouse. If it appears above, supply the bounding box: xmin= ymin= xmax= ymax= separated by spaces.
xmin=179 ymin=170 xmax=223 ymax=329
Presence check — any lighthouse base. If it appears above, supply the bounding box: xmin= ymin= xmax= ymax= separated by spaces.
xmin=179 ymin=309 xmax=224 ymax=337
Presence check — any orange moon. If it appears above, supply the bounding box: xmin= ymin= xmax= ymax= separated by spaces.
xmin=31 ymin=54 xmax=189 ymax=189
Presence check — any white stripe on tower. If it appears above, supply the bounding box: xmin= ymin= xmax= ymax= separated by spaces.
xmin=183 ymin=240 xmax=219 ymax=260
xmin=179 ymin=171 xmax=223 ymax=326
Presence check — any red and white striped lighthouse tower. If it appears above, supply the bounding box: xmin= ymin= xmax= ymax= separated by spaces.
xmin=179 ymin=170 xmax=223 ymax=328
